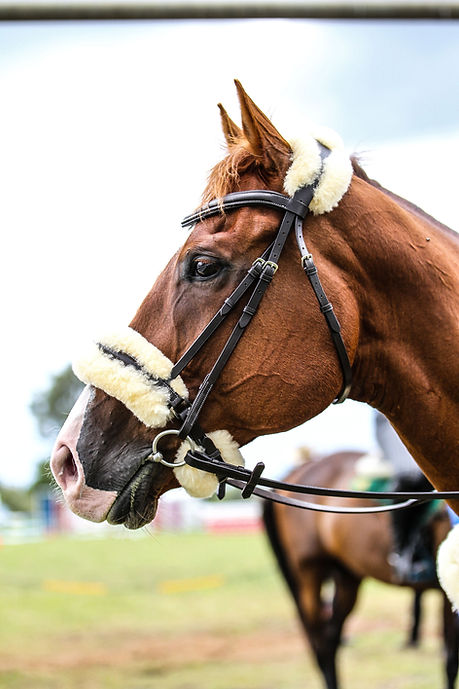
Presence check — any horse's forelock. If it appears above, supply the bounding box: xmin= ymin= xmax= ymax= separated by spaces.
xmin=201 ymin=141 xmax=260 ymax=206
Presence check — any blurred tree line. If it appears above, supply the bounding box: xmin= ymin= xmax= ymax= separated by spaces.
xmin=0 ymin=366 xmax=83 ymax=512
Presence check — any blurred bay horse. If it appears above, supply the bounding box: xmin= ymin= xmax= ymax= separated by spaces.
xmin=50 ymin=81 xmax=459 ymax=593
xmin=263 ymin=451 xmax=459 ymax=689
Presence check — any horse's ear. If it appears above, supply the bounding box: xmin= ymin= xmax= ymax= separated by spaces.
xmin=234 ymin=79 xmax=291 ymax=173
xmin=218 ymin=103 xmax=243 ymax=147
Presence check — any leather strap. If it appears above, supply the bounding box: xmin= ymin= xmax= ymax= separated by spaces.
xmin=178 ymin=179 xmax=318 ymax=440
xmin=294 ymin=216 xmax=352 ymax=403
xmin=228 ymin=480 xmax=422 ymax=515
xmin=178 ymin=259 xmax=278 ymax=439
xmin=184 ymin=450 xmax=459 ymax=514
xmin=170 ymin=244 xmax=273 ymax=379
xmin=181 ymin=191 xmax=294 ymax=228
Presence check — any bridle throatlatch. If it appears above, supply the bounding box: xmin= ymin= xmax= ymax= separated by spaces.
xmin=73 ymin=133 xmax=459 ymax=514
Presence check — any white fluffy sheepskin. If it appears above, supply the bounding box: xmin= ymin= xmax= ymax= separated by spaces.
xmin=437 ymin=524 xmax=459 ymax=610
xmin=173 ymin=430 xmax=243 ymax=498
xmin=284 ymin=130 xmax=353 ymax=215
xmin=73 ymin=328 xmax=188 ymax=428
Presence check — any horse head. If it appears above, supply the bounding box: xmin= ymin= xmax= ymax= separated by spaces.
xmin=50 ymin=81 xmax=360 ymax=528
xmin=50 ymin=80 xmax=459 ymax=536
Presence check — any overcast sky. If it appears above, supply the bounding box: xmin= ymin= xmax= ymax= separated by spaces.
xmin=1 ymin=18 xmax=458 ymax=487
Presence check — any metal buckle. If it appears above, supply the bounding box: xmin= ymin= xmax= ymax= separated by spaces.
xmin=301 ymin=253 xmax=313 ymax=267
xmin=252 ymin=258 xmax=278 ymax=274
xmin=264 ymin=260 xmax=278 ymax=274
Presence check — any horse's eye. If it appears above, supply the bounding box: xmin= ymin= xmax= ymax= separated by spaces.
xmin=188 ymin=256 xmax=223 ymax=281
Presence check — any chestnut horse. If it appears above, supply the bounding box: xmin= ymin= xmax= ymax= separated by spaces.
xmin=50 ymin=81 xmax=458 ymax=575
xmin=263 ymin=451 xmax=459 ymax=689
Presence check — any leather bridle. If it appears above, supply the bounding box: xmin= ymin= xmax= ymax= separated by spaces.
xmin=139 ymin=144 xmax=458 ymax=514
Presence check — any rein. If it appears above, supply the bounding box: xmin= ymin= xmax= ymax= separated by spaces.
xmin=185 ymin=450 xmax=458 ymax=513
xmin=133 ymin=145 xmax=459 ymax=514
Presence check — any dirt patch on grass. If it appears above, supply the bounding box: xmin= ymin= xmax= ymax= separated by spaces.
xmin=1 ymin=601 xmax=435 ymax=675
xmin=0 ymin=626 xmax=306 ymax=673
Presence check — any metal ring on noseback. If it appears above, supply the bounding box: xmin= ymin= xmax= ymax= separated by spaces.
xmin=149 ymin=429 xmax=197 ymax=468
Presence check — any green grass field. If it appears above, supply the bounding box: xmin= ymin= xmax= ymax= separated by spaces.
xmin=0 ymin=529 xmax=449 ymax=689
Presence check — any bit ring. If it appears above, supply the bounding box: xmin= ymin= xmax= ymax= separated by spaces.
xmin=149 ymin=429 xmax=197 ymax=468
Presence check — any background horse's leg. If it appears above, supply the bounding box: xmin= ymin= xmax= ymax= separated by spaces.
xmin=295 ymin=562 xmax=361 ymax=689
xmin=442 ymin=593 xmax=459 ymax=689
xmin=263 ymin=501 xmax=344 ymax=689
xmin=327 ymin=566 xmax=362 ymax=683
xmin=406 ymin=589 xmax=423 ymax=647
xmin=330 ymin=564 xmax=361 ymax=638
xmin=296 ymin=561 xmax=337 ymax=689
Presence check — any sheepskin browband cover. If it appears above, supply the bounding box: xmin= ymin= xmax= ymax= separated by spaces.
xmin=72 ymin=327 xmax=189 ymax=428
xmin=284 ymin=128 xmax=353 ymax=215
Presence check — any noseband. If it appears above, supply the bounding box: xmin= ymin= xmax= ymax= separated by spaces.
xmin=146 ymin=145 xmax=459 ymax=514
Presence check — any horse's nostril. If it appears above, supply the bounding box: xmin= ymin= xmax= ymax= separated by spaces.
xmin=51 ymin=444 xmax=79 ymax=492
xmin=63 ymin=453 xmax=78 ymax=487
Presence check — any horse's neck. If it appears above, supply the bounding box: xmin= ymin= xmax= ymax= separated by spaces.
xmin=344 ymin=178 xmax=459 ymax=490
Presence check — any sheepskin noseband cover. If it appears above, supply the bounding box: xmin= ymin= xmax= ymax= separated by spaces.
xmin=174 ymin=430 xmax=243 ymax=499
xmin=73 ymin=327 xmax=189 ymax=429
xmin=72 ymin=327 xmax=244 ymax=499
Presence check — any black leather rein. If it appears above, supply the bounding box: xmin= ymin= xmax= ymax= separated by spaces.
xmin=184 ymin=450 xmax=459 ymax=513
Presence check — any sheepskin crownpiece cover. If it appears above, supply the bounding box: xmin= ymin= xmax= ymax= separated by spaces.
xmin=284 ymin=127 xmax=352 ymax=215
xmin=72 ymin=327 xmax=243 ymax=499
xmin=437 ymin=524 xmax=459 ymax=611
